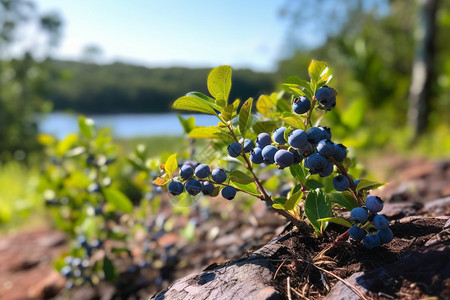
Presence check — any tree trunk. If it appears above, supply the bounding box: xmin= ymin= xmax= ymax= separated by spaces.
xmin=407 ymin=0 xmax=438 ymax=138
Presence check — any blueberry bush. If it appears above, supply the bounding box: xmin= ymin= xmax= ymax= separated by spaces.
xmin=154 ymin=61 xmax=389 ymax=245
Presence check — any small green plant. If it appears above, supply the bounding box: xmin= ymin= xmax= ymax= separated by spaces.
xmin=154 ymin=61 xmax=391 ymax=247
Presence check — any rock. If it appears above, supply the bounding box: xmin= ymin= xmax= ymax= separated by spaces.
xmin=323 ymin=272 xmax=368 ymax=300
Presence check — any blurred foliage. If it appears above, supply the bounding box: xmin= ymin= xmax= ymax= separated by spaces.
xmin=45 ymin=60 xmax=276 ymax=114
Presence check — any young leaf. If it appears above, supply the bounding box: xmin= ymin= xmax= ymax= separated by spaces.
xmin=316 ymin=217 xmax=352 ymax=228
xmin=153 ymin=177 xmax=169 ymax=186
xmin=272 ymin=197 xmax=287 ymax=210
xmin=57 ymin=133 xmax=78 ymax=156
xmin=103 ymin=188 xmax=133 ymax=213
xmin=230 ymin=170 xmax=254 ymax=185
xmin=253 ymin=121 xmax=277 ymax=134
xmin=290 ymin=164 xmax=308 ymax=183
xmin=231 ymin=182 xmax=260 ymax=196
xmin=78 ymin=116 xmax=95 ymax=139
xmin=221 ymin=102 xmax=236 ymax=122
xmin=304 ymin=189 xmax=332 ymax=235
xmin=188 ymin=126 xmax=234 ymax=141
xmin=239 ymin=98 xmax=253 ymax=138
xmin=281 ymin=112 xmax=306 ymax=130
xmin=308 ymin=60 xmax=328 ymax=85
xmin=284 ymin=189 xmax=303 ymax=211
xmin=207 ymin=65 xmax=232 ymax=105
xmin=173 ymin=95 xmax=218 ymax=115
xmin=356 ymin=180 xmax=385 ymax=193
xmin=177 ymin=114 xmax=196 ymax=134
xmin=256 ymin=94 xmax=277 ymax=115
xmin=164 ymin=154 xmax=178 ymax=176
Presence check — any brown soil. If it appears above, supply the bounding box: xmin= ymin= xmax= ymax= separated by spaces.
xmin=0 ymin=158 xmax=449 ymax=299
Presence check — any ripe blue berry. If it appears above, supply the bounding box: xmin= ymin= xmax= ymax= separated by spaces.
xmin=332 ymin=143 xmax=347 ymax=162
xmin=323 ymin=96 xmax=336 ymax=111
xmin=221 ymin=185 xmax=237 ymax=200
xmin=180 ymin=165 xmax=194 ymax=180
xmin=289 ymin=148 xmax=303 ymax=164
xmin=273 ymin=127 xmax=287 ymax=144
xmin=349 ymin=225 xmax=366 ymax=242
xmin=351 ymin=207 xmax=368 ymax=223
xmin=315 ymin=86 xmax=336 ymax=110
xmin=288 ymin=129 xmax=308 ymax=148
xmin=168 ymin=180 xmax=184 ymax=195
xmin=77 ymin=235 xmax=88 ymax=247
xmin=316 ymin=139 xmax=335 ymax=157
xmin=307 ymin=126 xmax=332 ymax=145
xmin=228 ymin=142 xmax=242 ymax=157
xmin=363 ymin=234 xmax=381 ymax=249
xmin=298 ymin=142 xmax=314 ymax=157
xmin=274 ymin=150 xmax=294 ymax=169
xmin=318 ymin=161 xmax=334 ymax=177
xmin=185 ymin=179 xmax=202 ymax=196
xmin=194 ymin=164 xmax=210 ymax=179
xmin=256 ymin=133 xmax=272 ymax=148
xmin=377 ymin=228 xmax=394 ymax=244
xmin=201 ymin=181 xmax=215 ymax=195
xmin=304 ymin=153 xmax=331 ymax=174
xmin=250 ymin=147 xmax=264 ymax=164
xmin=60 ymin=265 xmax=72 ymax=278
xmin=262 ymin=145 xmax=278 ymax=164
xmin=292 ymin=96 xmax=311 ymax=114
xmin=373 ymin=215 xmax=389 ymax=230
xmin=332 ymin=175 xmax=350 ymax=191
xmin=243 ymin=139 xmax=255 ymax=153
xmin=211 ymin=168 xmax=227 ymax=183
xmin=366 ymin=196 xmax=384 ymax=213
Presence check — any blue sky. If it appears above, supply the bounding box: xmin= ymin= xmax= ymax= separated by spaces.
xmin=35 ymin=0 xmax=303 ymax=72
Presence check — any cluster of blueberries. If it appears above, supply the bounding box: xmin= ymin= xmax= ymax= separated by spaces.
xmin=349 ymin=196 xmax=394 ymax=248
xmin=60 ymin=235 xmax=104 ymax=288
xmin=240 ymin=126 xmax=347 ymax=179
xmin=292 ymin=85 xmax=337 ymax=114
xmin=167 ymin=162 xmax=237 ymax=200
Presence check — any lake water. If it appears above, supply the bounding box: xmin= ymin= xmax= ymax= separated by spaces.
xmin=38 ymin=112 xmax=218 ymax=139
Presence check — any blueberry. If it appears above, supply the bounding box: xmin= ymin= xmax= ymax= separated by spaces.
xmin=315 ymin=86 xmax=335 ymax=109
xmin=377 ymin=228 xmax=394 ymax=244
xmin=180 ymin=165 xmax=194 ymax=180
xmin=201 ymin=181 xmax=215 ymax=195
xmin=274 ymin=150 xmax=294 ymax=169
xmin=288 ymin=129 xmax=308 ymax=148
xmin=168 ymin=180 xmax=184 ymax=195
xmin=194 ymin=164 xmax=210 ymax=179
xmin=332 ymin=143 xmax=347 ymax=162
xmin=307 ymin=126 xmax=332 ymax=144
xmin=60 ymin=265 xmax=72 ymax=278
xmin=316 ymin=139 xmax=335 ymax=157
xmin=298 ymin=142 xmax=314 ymax=157
xmin=185 ymin=179 xmax=202 ymax=196
xmin=354 ymin=179 xmax=361 ymax=187
xmin=351 ymin=207 xmax=368 ymax=223
xmin=87 ymin=183 xmax=100 ymax=193
xmin=256 ymin=132 xmax=272 ymax=148
xmin=221 ymin=186 xmax=237 ymax=200
xmin=211 ymin=168 xmax=227 ymax=183
xmin=228 ymin=142 xmax=242 ymax=157
xmin=273 ymin=127 xmax=287 ymax=144
xmin=332 ymin=175 xmax=350 ymax=191
xmin=250 ymin=147 xmax=264 ymax=164
xmin=363 ymin=234 xmax=381 ymax=249
xmin=318 ymin=161 xmax=334 ymax=177
xmin=349 ymin=225 xmax=366 ymax=242
xmin=373 ymin=215 xmax=389 ymax=230
xmin=292 ymin=96 xmax=311 ymax=114
xmin=289 ymin=148 xmax=303 ymax=164
xmin=77 ymin=235 xmax=88 ymax=247
xmin=304 ymin=153 xmax=331 ymax=175
xmin=262 ymin=145 xmax=278 ymax=164
xmin=243 ymin=139 xmax=255 ymax=153
xmin=323 ymin=96 xmax=336 ymax=111
xmin=366 ymin=196 xmax=384 ymax=213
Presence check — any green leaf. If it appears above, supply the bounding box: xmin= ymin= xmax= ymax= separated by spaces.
xmin=80 ymin=217 xmax=97 ymax=239
xmin=290 ymin=164 xmax=308 ymax=183
xmin=317 ymin=217 xmax=352 ymax=228
xmin=356 ymin=180 xmax=385 ymax=193
xmin=188 ymin=126 xmax=233 ymax=141
xmin=304 ymin=189 xmax=332 ymax=235
xmin=284 ymin=76 xmax=311 ymax=91
xmin=276 ymin=99 xmax=291 ymax=113
xmin=256 ymin=94 xmax=277 ymax=115
xmin=164 ymin=153 xmax=178 ymax=176
xmin=342 ymin=98 xmax=368 ymax=130
xmin=207 ymin=65 xmax=232 ymax=104
xmin=253 ymin=121 xmax=277 ymax=134
xmin=78 ymin=116 xmax=95 ymax=139
xmin=230 ymin=170 xmax=254 ymax=185
xmin=103 ymin=188 xmax=133 ymax=213
xmin=281 ymin=112 xmax=306 ymax=130
xmin=103 ymin=255 xmax=118 ymax=282
xmin=177 ymin=114 xmax=196 ymax=134
xmin=329 ymin=191 xmax=359 ymax=210
xmin=221 ymin=99 xmax=239 ymax=122
xmin=272 ymin=197 xmax=287 ymax=210
xmin=239 ymin=98 xmax=253 ymax=138
xmin=308 ymin=60 xmax=328 ymax=84
xmin=57 ymin=133 xmax=78 ymax=156
xmin=284 ymin=189 xmax=303 ymax=211
xmin=283 ymin=127 xmax=293 ymax=143
xmin=231 ymin=182 xmax=260 ymax=196
xmin=305 ymin=179 xmax=323 ymax=189
xmin=173 ymin=95 xmax=218 ymax=115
